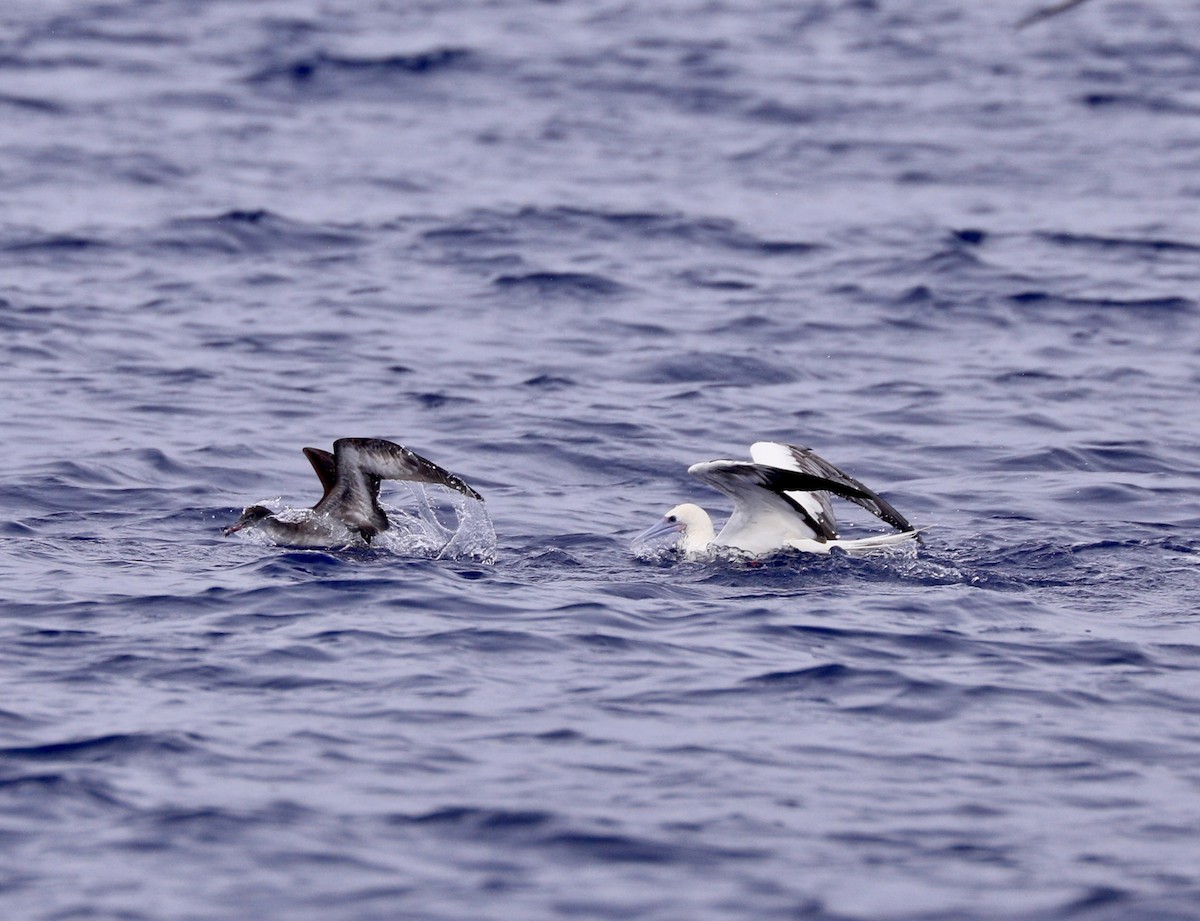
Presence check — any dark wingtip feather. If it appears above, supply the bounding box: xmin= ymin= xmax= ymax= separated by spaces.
xmin=303 ymin=446 xmax=339 ymax=501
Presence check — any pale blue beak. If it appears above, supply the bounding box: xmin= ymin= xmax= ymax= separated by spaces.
xmin=633 ymin=516 xmax=685 ymax=546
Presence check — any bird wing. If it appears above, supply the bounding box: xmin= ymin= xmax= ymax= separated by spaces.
xmin=751 ymin=442 xmax=913 ymax=533
xmin=748 ymin=442 xmax=840 ymax=538
xmin=302 ymin=447 xmax=339 ymax=504
xmin=312 ymin=438 xmax=482 ymax=537
xmin=689 ymin=460 xmax=874 ymax=547
xmin=333 ymin=439 xmax=482 ymax=500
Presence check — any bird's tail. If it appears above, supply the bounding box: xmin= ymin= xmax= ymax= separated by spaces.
xmin=789 ymin=528 xmax=926 ymax=555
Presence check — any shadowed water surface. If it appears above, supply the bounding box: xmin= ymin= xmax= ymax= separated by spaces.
xmin=2 ymin=2 xmax=1200 ymax=920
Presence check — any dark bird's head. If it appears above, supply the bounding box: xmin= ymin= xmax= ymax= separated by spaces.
xmin=223 ymin=505 xmax=273 ymax=535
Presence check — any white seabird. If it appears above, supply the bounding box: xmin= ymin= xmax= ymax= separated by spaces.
xmin=635 ymin=441 xmax=918 ymax=559
xmin=224 ymin=437 xmax=482 ymax=548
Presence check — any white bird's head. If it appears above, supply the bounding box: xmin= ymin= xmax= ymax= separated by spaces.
xmin=634 ymin=503 xmax=716 ymax=557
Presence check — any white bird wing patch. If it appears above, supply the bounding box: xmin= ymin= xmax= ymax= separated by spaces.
xmin=751 ymin=442 xmax=913 ymax=533
xmin=749 ymin=442 xmax=839 ymax=537
xmin=688 ymin=460 xmax=859 ymax=545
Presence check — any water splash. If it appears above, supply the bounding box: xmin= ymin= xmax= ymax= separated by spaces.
xmin=375 ymin=483 xmax=496 ymax=563
xmin=225 ymin=488 xmax=496 ymax=562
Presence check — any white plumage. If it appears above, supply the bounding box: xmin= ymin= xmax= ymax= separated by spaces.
xmin=636 ymin=442 xmax=918 ymax=560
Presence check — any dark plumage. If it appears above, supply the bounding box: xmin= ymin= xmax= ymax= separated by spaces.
xmin=224 ymin=438 xmax=482 ymax=547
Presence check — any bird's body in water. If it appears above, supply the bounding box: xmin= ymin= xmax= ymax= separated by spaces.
xmin=224 ymin=438 xmax=482 ymax=548
xmin=636 ymin=442 xmax=918 ymax=560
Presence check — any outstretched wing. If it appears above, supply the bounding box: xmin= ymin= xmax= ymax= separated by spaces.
xmin=751 ymin=442 xmax=913 ymax=533
xmin=689 ymin=460 xmax=876 ymax=544
xmin=312 ymin=438 xmax=482 ymax=538
xmin=749 ymin=443 xmax=838 ymax=538
xmin=302 ymin=447 xmax=339 ymax=504
xmin=333 ymin=438 xmax=481 ymax=500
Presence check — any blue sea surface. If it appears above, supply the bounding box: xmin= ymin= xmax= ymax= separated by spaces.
xmin=3 ymin=2 xmax=1200 ymax=919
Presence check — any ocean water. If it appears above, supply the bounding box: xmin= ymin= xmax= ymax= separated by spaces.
xmin=3 ymin=1 xmax=1200 ymax=919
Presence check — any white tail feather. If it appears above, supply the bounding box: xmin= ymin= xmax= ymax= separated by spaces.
xmin=787 ymin=528 xmax=924 ymax=556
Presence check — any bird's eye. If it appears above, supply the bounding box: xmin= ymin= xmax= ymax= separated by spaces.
xmin=667 ymin=515 xmax=677 ymax=523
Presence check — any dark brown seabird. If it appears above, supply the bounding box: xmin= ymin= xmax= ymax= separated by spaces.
xmin=224 ymin=438 xmax=482 ymax=548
